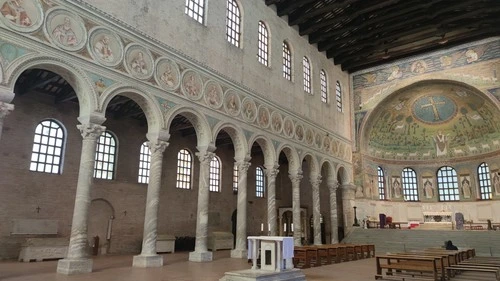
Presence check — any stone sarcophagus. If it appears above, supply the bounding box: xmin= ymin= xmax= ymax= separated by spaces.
xmin=18 ymin=238 xmax=69 ymax=262
xmin=156 ymin=234 xmax=175 ymax=253
xmin=207 ymin=232 xmax=234 ymax=252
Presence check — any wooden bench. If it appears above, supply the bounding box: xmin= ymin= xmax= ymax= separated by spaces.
xmin=293 ymin=246 xmax=318 ymax=268
xmin=446 ymin=264 xmax=500 ymax=281
xmin=376 ymin=254 xmax=444 ymax=281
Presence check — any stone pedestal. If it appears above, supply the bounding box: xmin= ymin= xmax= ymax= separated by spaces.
xmin=219 ymin=269 xmax=305 ymax=281
xmin=230 ymin=248 xmax=248 ymax=258
xmin=132 ymin=254 xmax=163 ymax=267
xmin=189 ymin=251 xmax=213 ymax=262
xmin=56 ymin=258 xmax=93 ymax=275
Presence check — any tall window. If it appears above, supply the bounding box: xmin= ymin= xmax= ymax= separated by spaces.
xmin=185 ymin=0 xmax=205 ymax=24
xmin=282 ymin=41 xmax=292 ymax=81
xmin=320 ymin=69 xmax=328 ymax=103
xmin=176 ymin=149 xmax=192 ymax=189
xmin=478 ymin=162 xmax=492 ymax=200
xmin=256 ymin=166 xmax=265 ymax=197
xmin=377 ymin=166 xmax=385 ymax=200
xmin=257 ymin=21 xmax=269 ymax=66
xmin=437 ymin=166 xmax=459 ymax=201
xmin=30 ymin=119 xmax=65 ymax=174
xmin=226 ymin=0 xmax=241 ymax=47
xmin=336 ymin=80 xmax=342 ymax=112
xmin=401 ymin=167 xmax=418 ymax=201
xmin=94 ymin=131 xmax=117 ymax=180
xmin=209 ymin=156 xmax=221 ymax=192
xmin=138 ymin=142 xmax=151 ymax=184
xmin=233 ymin=164 xmax=239 ymax=193
xmin=303 ymin=56 xmax=311 ymax=94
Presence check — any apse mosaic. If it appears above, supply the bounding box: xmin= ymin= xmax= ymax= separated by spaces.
xmin=365 ymin=82 xmax=500 ymax=161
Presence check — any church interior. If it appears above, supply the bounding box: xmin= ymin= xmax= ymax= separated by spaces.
xmin=0 ymin=0 xmax=499 ymax=280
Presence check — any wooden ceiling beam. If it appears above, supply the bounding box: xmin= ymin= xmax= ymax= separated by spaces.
xmin=341 ymin=27 xmax=499 ymax=72
xmin=288 ymin=0 xmax=360 ymax=26
xmin=277 ymin=0 xmax=317 ymax=17
xmin=299 ymin=0 xmax=401 ymax=36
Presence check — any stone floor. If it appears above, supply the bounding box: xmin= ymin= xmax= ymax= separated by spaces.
xmin=0 ymin=251 xmax=376 ymax=281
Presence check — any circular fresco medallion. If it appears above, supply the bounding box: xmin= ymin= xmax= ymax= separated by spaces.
xmin=283 ymin=117 xmax=294 ymax=138
xmin=412 ymin=95 xmax=457 ymax=124
xmin=295 ymin=123 xmax=304 ymax=142
xmin=203 ymin=80 xmax=223 ymax=109
xmin=257 ymin=105 xmax=270 ymax=129
xmin=88 ymin=27 xmax=123 ymax=67
xmin=241 ymin=97 xmax=257 ymax=123
xmin=305 ymin=128 xmax=314 ymax=145
xmin=315 ymin=132 xmax=322 ymax=148
xmin=124 ymin=44 xmax=154 ymax=80
xmin=181 ymin=70 xmax=203 ymax=100
xmin=323 ymin=136 xmax=331 ymax=152
xmin=271 ymin=111 xmax=283 ymax=134
xmin=223 ymin=90 xmax=241 ymax=117
xmin=0 ymin=0 xmax=43 ymax=33
xmin=332 ymin=139 xmax=339 ymax=156
xmin=155 ymin=57 xmax=180 ymax=91
xmin=45 ymin=8 xmax=87 ymax=51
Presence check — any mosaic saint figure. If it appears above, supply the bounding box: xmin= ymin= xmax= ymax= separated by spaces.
xmin=461 ymin=177 xmax=471 ymax=199
xmin=160 ymin=64 xmax=176 ymax=87
xmin=131 ymin=51 xmax=148 ymax=75
xmin=52 ymin=17 xmax=78 ymax=46
xmin=423 ymin=179 xmax=433 ymax=199
xmin=433 ymin=130 xmax=449 ymax=157
xmin=1 ymin=0 xmax=31 ymax=26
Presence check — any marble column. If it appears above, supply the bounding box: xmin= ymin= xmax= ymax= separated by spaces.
xmin=328 ymin=179 xmax=339 ymax=244
xmin=342 ymin=183 xmax=357 ymax=237
xmin=310 ymin=175 xmax=322 ymax=245
xmin=265 ymin=165 xmax=279 ymax=236
xmin=289 ymin=171 xmax=303 ymax=246
xmin=0 ymin=101 xmax=14 ymax=141
xmin=57 ymin=123 xmax=105 ymax=274
xmin=189 ymin=148 xmax=215 ymax=262
xmin=230 ymin=158 xmax=251 ymax=258
xmin=133 ymin=140 xmax=169 ymax=267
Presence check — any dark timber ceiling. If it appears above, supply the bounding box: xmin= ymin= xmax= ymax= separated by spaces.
xmin=264 ymin=0 xmax=500 ymax=73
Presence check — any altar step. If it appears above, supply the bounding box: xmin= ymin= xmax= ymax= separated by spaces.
xmin=342 ymin=228 xmax=500 ymax=257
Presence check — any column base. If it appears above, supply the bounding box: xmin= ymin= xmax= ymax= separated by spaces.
xmin=230 ymin=248 xmax=248 ymax=259
xmin=132 ymin=254 xmax=164 ymax=267
xmin=57 ymin=258 xmax=93 ymax=275
xmin=189 ymin=251 xmax=213 ymax=262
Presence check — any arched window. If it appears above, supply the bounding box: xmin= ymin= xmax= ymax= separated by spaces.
xmin=377 ymin=166 xmax=385 ymax=200
xmin=138 ymin=142 xmax=151 ymax=184
xmin=256 ymin=166 xmax=265 ymax=197
xmin=94 ymin=131 xmax=117 ymax=180
xmin=209 ymin=156 xmax=221 ymax=192
xmin=303 ymin=56 xmax=312 ymax=94
xmin=336 ymin=80 xmax=342 ymax=112
xmin=176 ymin=149 xmax=192 ymax=189
xmin=257 ymin=21 xmax=269 ymax=66
xmin=30 ymin=119 xmax=65 ymax=174
xmin=233 ymin=163 xmax=239 ymax=193
xmin=226 ymin=0 xmax=241 ymax=47
xmin=478 ymin=162 xmax=492 ymax=200
xmin=185 ymin=0 xmax=205 ymax=24
xmin=282 ymin=41 xmax=292 ymax=81
xmin=320 ymin=69 xmax=328 ymax=103
xmin=402 ymin=167 xmax=418 ymax=201
xmin=437 ymin=166 xmax=459 ymax=201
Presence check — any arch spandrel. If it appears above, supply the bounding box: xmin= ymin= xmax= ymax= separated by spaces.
xmin=99 ymin=84 xmax=166 ymax=133
xmin=164 ymin=106 xmax=212 ymax=146
xmin=212 ymin=122 xmax=248 ymax=160
xmin=5 ymin=54 xmax=99 ymax=118
xmin=248 ymin=134 xmax=276 ymax=167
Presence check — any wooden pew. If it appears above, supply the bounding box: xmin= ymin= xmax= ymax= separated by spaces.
xmin=375 ymin=254 xmax=444 ymax=281
xmin=293 ymin=246 xmax=318 ymax=268
xmin=446 ymin=264 xmax=500 ymax=281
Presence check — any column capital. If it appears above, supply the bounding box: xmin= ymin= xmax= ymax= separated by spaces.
xmin=310 ymin=174 xmax=322 ymax=187
xmin=196 ymin=150 xmax=215 ymax=166
xmin=327 ymin=179 xmax=339 ymax=190
xmin=265 ymin=165 xmax=279 ymax=178
xmin=77 ymin=123 xmax=106 ymax=140
xmin=288 ymin=170 xmax=303 ymax=184
xmin=147 ymin=140 xmax=169 ymax=156
xmin=0 ymin=101 xmax=14 ymax=119
xmin=235 ymin=159 xmax=251 ymax=173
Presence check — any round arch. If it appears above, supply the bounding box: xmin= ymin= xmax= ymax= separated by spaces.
xmin=164 ymin=106 xmax=212 ymax=146
xmin=301 ymin=152 xmax=320 ymax=177
xmin=277 ymin=144 xmax=300 ymax=172
xmin=248 ymin=134 xmax=276 ymax=167
xmin=212 ymin=122 xmax=248 ymax=160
